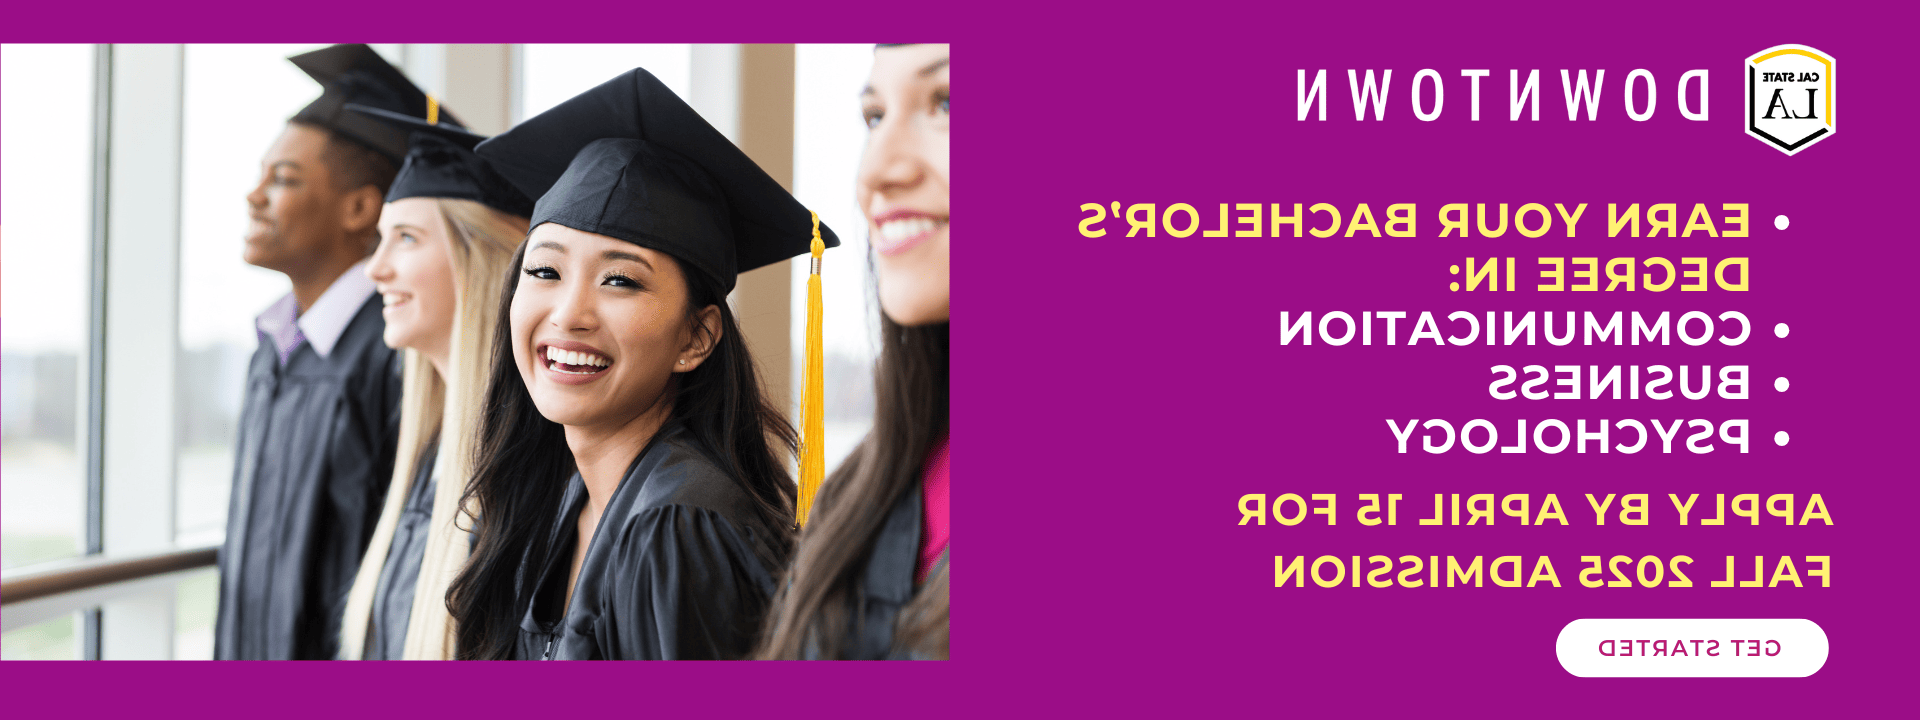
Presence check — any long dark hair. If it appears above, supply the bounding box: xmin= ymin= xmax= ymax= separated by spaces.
xmin=759 ymin=314 xmax=950 ymax=659
xmin=448 ymin=240 xmax=797 ymax=660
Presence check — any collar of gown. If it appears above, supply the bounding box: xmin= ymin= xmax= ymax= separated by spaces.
xmin=256 ymin=259 xmax=377 ymax=360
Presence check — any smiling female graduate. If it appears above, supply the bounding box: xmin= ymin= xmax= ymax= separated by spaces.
xmin=331 ymin=103 xmax=534 ymax=660
xmin=451 ymin=68 xmax=840 ymax=660
xmin=760 ymin=43 xmax=951 ymax=661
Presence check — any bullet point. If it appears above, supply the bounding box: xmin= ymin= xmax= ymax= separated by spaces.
xmin=1774 ymin=377 xmax=1790 ymax=392
xmin=1774 ymin=214 xmax=1790 ymax=231
xmin=1774 ymin=431 xmax=1790 ymax=447
xmin=1774 ymin=323 xmax=1790 ymax=338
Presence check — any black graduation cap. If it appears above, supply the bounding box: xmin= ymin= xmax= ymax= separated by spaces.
xmin=290 ymin=44 xmax=458 ymax=164
xmin=473 ymin=67 xmax=839 ymax=292
xmin=344 ymin=103 xmax=535 ymax=218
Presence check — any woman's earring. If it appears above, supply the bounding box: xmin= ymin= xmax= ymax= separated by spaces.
xmin=678 ymin=359 xmax=686 ymax=365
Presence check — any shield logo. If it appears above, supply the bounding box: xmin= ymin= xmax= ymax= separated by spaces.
xmin=1745 ymin=44 xmax=1837 ymax=155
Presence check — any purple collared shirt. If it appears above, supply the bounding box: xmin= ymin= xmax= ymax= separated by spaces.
xmin=256 ymin=260 xmax=377 ymax=366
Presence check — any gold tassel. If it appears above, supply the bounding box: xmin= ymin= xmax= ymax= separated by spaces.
xmin=797 ymin=212 xmax=827 ymax=526
xmin=426 ymin=93 xmax=439 ymax=125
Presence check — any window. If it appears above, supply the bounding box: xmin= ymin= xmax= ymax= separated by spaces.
xmin=1 ymin=44 xmax=97 ymax=572
xmin=1 ymin=614 xmax=79 ymax=661
xmin=793 ymin=44 xmax=882 ymax=471
xmin=172 ymin=568 xmax=218 ymax=659
xmin=519 ymin=44 xmax=692 ymax=121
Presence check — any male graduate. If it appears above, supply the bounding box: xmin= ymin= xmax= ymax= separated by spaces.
xmin=215 ymin=44 xmax=463 ymax=660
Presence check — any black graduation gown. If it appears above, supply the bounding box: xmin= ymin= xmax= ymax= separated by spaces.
xmin=805 ymin=482 xmax=940 ymax=660
xmin=363 ymin=443 xmax=437 ymax=660
xmin=215 ymin=296 xmax=401 ymax=660
xmin=516 ymin=422 xmax=784 ymax=660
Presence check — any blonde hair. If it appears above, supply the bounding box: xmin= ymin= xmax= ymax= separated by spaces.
xmin=339 ymin=198 xmax=526 ymax=659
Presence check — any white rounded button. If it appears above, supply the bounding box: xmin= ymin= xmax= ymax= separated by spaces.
xmin=1556 ymin=619 xmax=1827 ymax=677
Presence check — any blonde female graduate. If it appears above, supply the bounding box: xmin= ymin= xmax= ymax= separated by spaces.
xmin=761 ymin=43 xmax=951 ymax=660
xmin=335 ymin=104 xmax=533 ymax=659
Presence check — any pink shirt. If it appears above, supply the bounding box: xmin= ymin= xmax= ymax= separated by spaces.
xmin=916 ymin=435 xmax=950 ymax=584
xmin=255 ymin=260 xmax=375 ymax=366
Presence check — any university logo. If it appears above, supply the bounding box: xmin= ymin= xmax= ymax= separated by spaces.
xmin=1744 ymin=44 xmax=1837 ymax=156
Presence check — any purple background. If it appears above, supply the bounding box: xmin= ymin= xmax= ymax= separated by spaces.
xmin=6 ymin=1 xmax=1916 ymax=717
